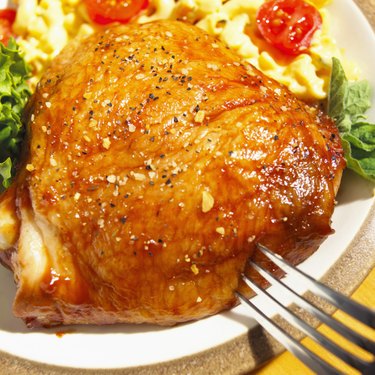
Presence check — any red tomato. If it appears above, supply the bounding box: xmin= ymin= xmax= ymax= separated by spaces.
xmin=0 ymin=9 xmax=16 ymax=46
xmin=84 ymin=0 xmax=149 ymax=25
xmin=256 ymin=0 xmax=322 ymax=56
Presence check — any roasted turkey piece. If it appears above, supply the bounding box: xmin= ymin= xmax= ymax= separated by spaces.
xmin=0 ymin=20 xmax=345 ymax=327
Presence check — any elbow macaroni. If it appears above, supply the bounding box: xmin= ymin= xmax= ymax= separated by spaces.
xmin=13 ymin=0 xmax=96 ymax=88
xmin=13 ymin=0 xmax=358 ymax=100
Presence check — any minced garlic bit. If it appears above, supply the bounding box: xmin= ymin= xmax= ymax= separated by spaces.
xmin=89 ymin=119 xmax=98 ymax=128
xmin=196 ymin=296 xmax=202 ymax=303
xmin=102 ymin=137 xmax=111 ymax=149
xmin=74 ymin=192 xmax=81 ymax=201
xmin=128 ymin=123 xmax=136 ymax=132
xmin=26 ymin=163 xmax=35 ymax=172
xmin=247 ymin=235 xmax=256 ymax=243
xmin=191 ymin=264 xmax=199 ymax=275
xmin=194 ymin=110 xmax=206 ymax=123
xmin=106 ymin=175 xmax=117 ymax=184
xmin=131 ymin=172 xmax=146 ymax=181
xmin=49 ymin=157 xmax=57 ymax=167
xmin=215 ymin=227 xmax=225 ymax=235
xmin=83 ymin=91 xmax=92 ymax=99
xmin=207 ymin=63 xmax=219 ymax=71
xmin=45 ymin=101 xmax=51 ymax=108
xmin=97 ymin=219 xmax=104 ymax=228
xmin=202 ymin=191 xmax=214 ymax=213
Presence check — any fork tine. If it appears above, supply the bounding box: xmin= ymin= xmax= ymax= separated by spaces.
xmin=249 ymin=259 xmax=375 ymax=354
xmin=243 ymin=269 xmax=371 ymax=372
xmin=257 ymin=244 xmax=375 ymax=328
xmin=236 ymin=290 xmax=340 ymax=375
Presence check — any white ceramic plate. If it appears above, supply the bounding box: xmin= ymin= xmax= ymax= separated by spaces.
xmin=0 ymin=0 xmax=374 ymax=372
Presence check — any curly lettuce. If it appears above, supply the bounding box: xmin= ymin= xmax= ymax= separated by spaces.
xmin=0 ymin=38 xmax=31 ymax=192
xmin=328 ymin=58 xmax=375 ymax=182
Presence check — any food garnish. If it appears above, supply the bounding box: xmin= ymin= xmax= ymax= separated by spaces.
xmin=84 ymin=0 xmax=149 ymax=24
xmin=328 ymin=58 xmax=375 ymax=182
xmin=256 ymin=0 xmax=323 ymax=55
xmin=0 ymin=8 xmax=16 ymax=45
xmin=0 ymin=39 xmax=30 ymax=192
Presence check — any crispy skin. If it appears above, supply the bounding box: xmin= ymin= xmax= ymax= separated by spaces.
xmin=1 ymin=21 xmax=344 ymax=327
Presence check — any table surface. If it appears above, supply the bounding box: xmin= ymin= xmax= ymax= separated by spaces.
xmin=256 ymin=267 xmax=375 ymax=374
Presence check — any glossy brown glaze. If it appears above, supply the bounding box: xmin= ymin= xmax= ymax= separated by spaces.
xmin=1 ymin=20 xmax=345 ymax=327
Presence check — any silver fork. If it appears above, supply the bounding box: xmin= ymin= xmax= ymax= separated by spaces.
xmin=236 ymin=244 xmax=375 ymax=374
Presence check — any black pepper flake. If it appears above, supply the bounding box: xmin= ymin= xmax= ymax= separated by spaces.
xmin=228 ymin=150 xmax=234 ymax=156
xmin=173 ymin=117 xmax=178 ymax=123
xmin=149 ymin=93 xmax=155 ymax=100
xmin=120 ymin=216 xmax=127 ymax=224
xmin=160 ymin=154 xmax=165 ymax=158
xmin=274 ymin=135 xmax=279 ymax=141
xmin=194 ymin=105 xmax=200 ymax=112
xmin=149 ymin=181 xmax=155 ymax=186
xmin=150 ymin=136 xmax=155 ymax=142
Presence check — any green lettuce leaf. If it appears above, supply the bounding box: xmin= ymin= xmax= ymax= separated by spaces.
xmin=0 ymin=39 xmax=31 ymax=192
xmin=328 ymin=58 xmax=375 ymax=182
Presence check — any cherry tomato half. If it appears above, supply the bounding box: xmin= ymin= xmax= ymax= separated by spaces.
xmin=84 ymin=0 xmax=149 ymax=25
xmin=0 ymin=9 xmax=16 ymax=46
xmin=256 ymin=0 xmax=322 ymax=56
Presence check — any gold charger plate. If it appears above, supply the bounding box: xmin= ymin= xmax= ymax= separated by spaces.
xmin=0 ymin=1 xmax=374 ymax=374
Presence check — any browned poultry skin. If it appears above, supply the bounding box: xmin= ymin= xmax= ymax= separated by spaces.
xmin=4 ymin=20 xmax=344 ymax=327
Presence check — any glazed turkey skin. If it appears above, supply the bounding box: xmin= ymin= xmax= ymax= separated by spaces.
xmin=0 ymin=20 xmax=345 ymax=327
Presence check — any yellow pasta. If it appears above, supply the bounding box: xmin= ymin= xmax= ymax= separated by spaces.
xmin=13 ymin=0 xmax=355 ymax=101
xmin=13 ymin=0 xmax=96 ymax=88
